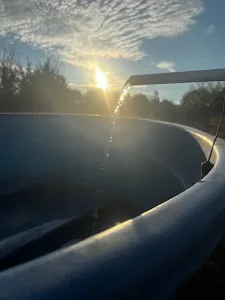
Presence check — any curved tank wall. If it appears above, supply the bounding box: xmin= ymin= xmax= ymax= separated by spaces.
xmin=0 ymin=115 xmax=207 ymax=239
xmin=0 ymin=115 xmax=225 ymax=300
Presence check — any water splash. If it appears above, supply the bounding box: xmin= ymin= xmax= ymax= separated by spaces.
xmin=92 ymin=83 xmax=130 ymax=234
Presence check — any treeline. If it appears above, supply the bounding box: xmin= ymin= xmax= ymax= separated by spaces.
xmin=0 ymin=53 xmax=225 ymax=137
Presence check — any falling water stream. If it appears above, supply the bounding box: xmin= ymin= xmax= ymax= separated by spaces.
xmin=92 ymin=83 xmax=131 ymax=234
xmin=105 ymin=83 xmax=131 ymax=160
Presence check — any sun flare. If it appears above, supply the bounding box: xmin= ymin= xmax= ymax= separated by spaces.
xmin=96 ymin=67 xmax=107 ymax=90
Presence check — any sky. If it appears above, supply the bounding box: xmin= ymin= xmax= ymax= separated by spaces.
xmin=0 ymin=0 xmax=224 ymax=102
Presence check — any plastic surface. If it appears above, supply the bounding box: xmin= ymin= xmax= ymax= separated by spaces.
xmin=0 ymin=115 xmax=204 ymax=239
xmin=0 ymin=116 xmax=225 ymax=299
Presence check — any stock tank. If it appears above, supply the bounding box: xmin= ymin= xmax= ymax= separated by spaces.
xmin=0 ymin=114 xmax=207 ymax=239
xmin=0 ymin=114 xmax=225 ymax=300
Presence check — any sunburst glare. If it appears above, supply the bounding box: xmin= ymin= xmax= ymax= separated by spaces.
xmin=96 ymin=67 xmax=107 ymax=90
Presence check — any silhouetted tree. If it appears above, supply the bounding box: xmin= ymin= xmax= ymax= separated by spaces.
xmin=0 ymin=47 xmax=21 ymax=111
xmin=181 ymin=82 xmax=225 ymax=133
xmin=16 ymin=59 xmax=83 ymax=113
xmin=120 ymin=93 xmax=151 ymax=118
xmin=159 ymin=99 xmax=181 ymax=123
xmin=0 ymin=49 xmax=224 ymax=139
xmin=82 ymin=89 xmax=108 ymax=115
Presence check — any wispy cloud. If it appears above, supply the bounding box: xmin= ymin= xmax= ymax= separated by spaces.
xmin=0 ymin=0 xmax=203 ymax=65
xmin=204 ymin=24 xmax=215 ymax=35
xmin=156 ymin=61 xmax=176 ymax=72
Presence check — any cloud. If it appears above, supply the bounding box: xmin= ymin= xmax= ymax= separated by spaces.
xmin=204 ymin=24 xmax=215 ymax=35
xmin=156 ymin=61 xmax=176 ymax=72
xmin=0 ymin=0 xmax=203 ymax=65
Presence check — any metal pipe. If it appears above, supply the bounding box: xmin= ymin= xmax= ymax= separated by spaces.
xmin=127 ymin=68 xmax=225 ymax=86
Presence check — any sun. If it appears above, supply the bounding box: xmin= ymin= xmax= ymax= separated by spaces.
xmin=96 ymin=67 xmax=107 ymax=90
